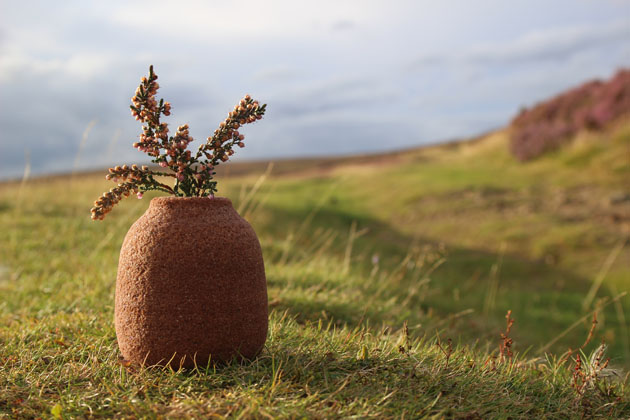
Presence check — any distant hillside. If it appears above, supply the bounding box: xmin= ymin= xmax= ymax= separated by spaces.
xmin=510 ymin=69 xmax=630 ymax=161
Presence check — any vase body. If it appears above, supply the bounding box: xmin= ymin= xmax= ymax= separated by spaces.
xmin=115 ymin=197 xmax=268 ymax=367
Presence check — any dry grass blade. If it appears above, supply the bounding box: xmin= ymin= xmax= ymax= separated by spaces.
xmin=539 ymin=292 xmax=627 ymax=354
xmin=582 ymin=237 xmax=627 ymax=311
xmin=237 ymin=162 xmax=274 ymax=216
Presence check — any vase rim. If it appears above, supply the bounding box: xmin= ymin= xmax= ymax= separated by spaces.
xmin=149 ymin=196 xmax=232 ymax=208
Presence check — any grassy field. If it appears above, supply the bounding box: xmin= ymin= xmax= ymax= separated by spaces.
xmin=1 ymin=120 xmax=629 ymax=418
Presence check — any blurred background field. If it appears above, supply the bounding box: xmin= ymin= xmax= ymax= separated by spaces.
xmin=2 ymin=110 xmax=629 ymax=363
xmin=1 ymin=104 xmax=629 ymax=417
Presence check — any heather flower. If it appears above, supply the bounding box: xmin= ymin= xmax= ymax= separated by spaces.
xmin=90 ymin=65 xmax=266 ymax=220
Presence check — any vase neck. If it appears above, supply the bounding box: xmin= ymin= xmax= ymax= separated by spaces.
xmin=148 ymin=196 xmax=234 ymax=213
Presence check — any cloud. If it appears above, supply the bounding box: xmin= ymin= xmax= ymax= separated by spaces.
xmin=0 ymin=51 xmax=123 ymax=84
xmin=109 ymin=0 xmax=382 ymax=41
xmin=466 ymin=20 xmax=629 ymax=65
xmin=330 ymin=20 xmax=356 ymax=32
xmin=407 ymin=19 xmax=629 ymax=72
xmin=269 ymin=77 xmax=401 ymax=120
xmin=0 ymin=50 xmax=148 ymax=177
xmin=252 ymin=66 xmax=301 ymax=83
xmin=406 ymin=54 xmax=448 ymax=71
xmin=242 ymin=116 xmax=420 ymax=159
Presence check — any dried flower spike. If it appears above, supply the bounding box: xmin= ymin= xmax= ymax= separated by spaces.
xmin=90 ymin=65 xmax=266 ymax=220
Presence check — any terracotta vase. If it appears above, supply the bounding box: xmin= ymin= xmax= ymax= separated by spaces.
xmin=115 ymin=196 xmax=268 ymax=367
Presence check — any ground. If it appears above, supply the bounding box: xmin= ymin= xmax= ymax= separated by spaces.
xmin=0 ymin=120 xmax=629 ymax=418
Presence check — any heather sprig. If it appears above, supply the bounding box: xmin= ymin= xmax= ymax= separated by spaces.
xmin=90 ymin=65 xmax=266 ymax=220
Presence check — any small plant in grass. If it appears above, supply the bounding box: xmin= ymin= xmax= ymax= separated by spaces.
xmin=90 ymin=65 xmax=266 ymax=220
xmin=499 ymin=309 xmax=514 ymax=364
xmin=435 ymin=336 xmax=454 ymax=368
xmin=571 ymin=344 xmax=611 ymax=398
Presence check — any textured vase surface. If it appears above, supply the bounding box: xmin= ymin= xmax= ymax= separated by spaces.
xmin=115 ymin=196 xmax=268 ymax=367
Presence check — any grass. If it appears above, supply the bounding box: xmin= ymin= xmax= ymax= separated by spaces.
xmin=3 ymin=311 xmax=628 ymax=419
xmin=1 ymin=121 xmax=629 ymax=418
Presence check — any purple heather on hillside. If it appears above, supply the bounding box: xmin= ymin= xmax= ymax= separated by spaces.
xmin=510 ymin=69 xmax=630 ymax=161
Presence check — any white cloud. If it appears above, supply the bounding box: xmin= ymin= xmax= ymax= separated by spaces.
xmin=408 ymin=19 xmax=629 ymax=71
xmin=0 ymin=51 xmax=121 ymax=83
xmin=466 ymin=19 xmax=629 ymax=64
xmin=252 ymin=66 xmax=302 ymax=83
xmin=108 ymin=0 xmax=385 ymax=41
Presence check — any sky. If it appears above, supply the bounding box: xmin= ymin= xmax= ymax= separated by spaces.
xmin=0 ymin=0 xmax=628 ymax=179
